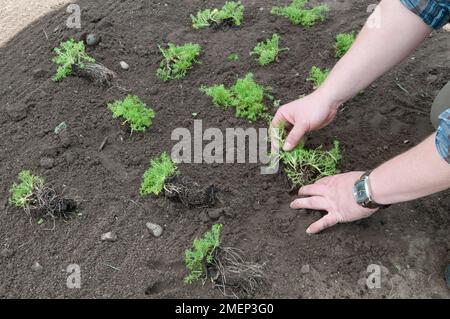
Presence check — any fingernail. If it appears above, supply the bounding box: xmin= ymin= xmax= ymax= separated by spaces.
xmin=283 ymin=142 xmax=292 ymax=151
xmin=306 ymin=227 xmax=312 ymax=234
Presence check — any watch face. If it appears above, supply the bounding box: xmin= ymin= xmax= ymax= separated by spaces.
xmin=353 ymin=180 xmax=367 ymax=204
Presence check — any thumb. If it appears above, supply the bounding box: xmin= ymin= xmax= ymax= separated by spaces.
xmin=283 ymin=124 xmax=307 ymax=151
xmin=306 ymin=213 xmax=339 ymax=234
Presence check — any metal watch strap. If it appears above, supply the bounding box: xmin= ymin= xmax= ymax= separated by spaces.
xmin=360 ymin=170 xmax=390 ymax=209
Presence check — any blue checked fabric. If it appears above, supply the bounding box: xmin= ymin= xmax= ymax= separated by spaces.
xmin=436 ymin=109 xmax=450 ymax=163
xmin=400 ymin=0 xmax=450 ymax=28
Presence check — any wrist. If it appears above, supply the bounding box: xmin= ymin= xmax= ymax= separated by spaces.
xmin=314 ymin=85 xmax=345 ymax=110
xmin=368 ymin=168 xmax=390 ymax=205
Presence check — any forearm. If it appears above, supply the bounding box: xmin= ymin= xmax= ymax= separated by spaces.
xmin=370 ymin=134 xmax=450 ymax=205
xmin=317 ymin=0 xmax=432 ymax=106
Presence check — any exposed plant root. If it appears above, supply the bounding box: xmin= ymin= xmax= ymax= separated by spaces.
xmin=211 ymin=18 xmax=235 ymax=30
xmin=24 ymin=184 xmax=77 ymax=223
xmin=208 ymin=247 xmax=265 ymax=298
xmin=73 ymin=62 xmax=117 ymax=86
xmin=164 ymin=176 xmax=218 ymax=208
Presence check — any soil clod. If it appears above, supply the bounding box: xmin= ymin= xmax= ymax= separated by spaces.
xmin=73 ymin=62 xmax=117 ymax=86
xmin=164 ymin=176 xmax=218 ymax=208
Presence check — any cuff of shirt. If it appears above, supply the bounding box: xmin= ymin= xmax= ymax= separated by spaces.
xmin=400 ymin=0 xmax=450 ymax=29
xmin=435 ymin=108 xmax=450 ymax=164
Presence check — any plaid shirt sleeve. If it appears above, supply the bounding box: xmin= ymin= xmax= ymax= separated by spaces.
xmin=436 ymin=108 xmax=450 ymax=164
xmin=400 ymin=0 xmax=450 ymax=29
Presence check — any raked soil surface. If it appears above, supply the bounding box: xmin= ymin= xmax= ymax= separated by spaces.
xmin=0 ymin=0 xmax=449 ymax=298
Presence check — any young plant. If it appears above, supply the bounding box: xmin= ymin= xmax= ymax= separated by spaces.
xmin=191 ymin=1 xmax=244 ymax=29
xmin=9 ymin=170 xmax=44 ymax=209
xmin=52 ymin=39 xmax=95 ymax=82
xmin=184 ymin=224 xmax=264 ymax=297
xmin=272 ymin=126 xmax=341 ymax=187
xmin=156 ymin=43 xmax=202 ymax=81
xmin=307 ymin=66 xmax=330 ymax=88
xmin=271 ymin=0 xmax=329 ymax=27
xmin=227 ymin=53 xmax=239 ymax=61
xmin=335 ymin=31 xmax=356 ymax=58
xmin=107 ymin=95 xmax=155 ymax=133
xmin=184 ymin=223 xmax=222 ymax=284
xmin=9 ymin=170 xmax=77 ymax=223
xmin=140 ymin=152 xmax=179 ymax=196
xmin=200 ymin=73 xmax=270 ymax=122
xmin=250 ymin=33 xmax=288 ymax=66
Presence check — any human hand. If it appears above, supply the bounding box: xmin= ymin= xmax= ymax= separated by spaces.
xmin=290 ymin=171 xmax=378 ymax=234
xmin=271 ymin=91 xmax=340 ymax=151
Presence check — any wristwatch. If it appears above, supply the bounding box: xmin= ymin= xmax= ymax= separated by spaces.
xmin=353 ymin=170 xmax=390 ymax=209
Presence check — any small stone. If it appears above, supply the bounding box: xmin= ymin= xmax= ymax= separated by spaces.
xmin=300 ymin=264 xmax=310 ymax=274
xmin=146 ymin=222 xmax=163 ymax=238
xmin=443 ymin=23 xmax=450 ymax=32
xmin=0 ymin=248 xmax=15 ymax=258
xmin=403 ymin=140 xmax=410 ymax=144
xmin=119 ymin=61 xmax=129 ymax=70
xmin=86 ymin=33 xmax=100 ymax=46
xmin=101 ymin=231 xmax=117 ymax=242
xmin=207 ymin=208 xmax=223 ymax=220
xmin=40 ymin=157 xmax=55 ymax=169
xmin=31 ymin=262 xmax=43 ymax=272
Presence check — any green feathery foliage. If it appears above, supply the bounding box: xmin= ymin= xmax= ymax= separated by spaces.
xmin=307 ymin=66 xmax=330 ymax=88
xmin=201 ymin=73 xmax=270 ymax=121
xmin=9 ymin=171 xmax=44 ymax=208
xmin=184 ymin=224 xmax=222 ymax=284
xmin=107 ymin=95 xmax=155 ymax=133
xmin=272 ymin=125 xmax=341 ymax=187
xmin=227 ymin=53 xmax=239 ymax=61
xmin=156 ymin=43 xmax=202 ymax=81
xmin=281 ymin=141 xmax=341 ymax=187
xmin=140 ymin=153 xmax=178 ymax=196
xmin=271 ymin=0 xmax=329 ymax=27
xmin=191 ymin=1 xmax=244 ymax=29
xmin=52 ymin=39 xmax=95 ymax=82
xmin=250 ymin=33 xmax=288 ymax=66
xmin=335 ymin=31 xmax=356 ymax=58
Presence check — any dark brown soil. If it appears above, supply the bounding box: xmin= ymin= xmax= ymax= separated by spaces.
xmin=0 ymin=0 xmax=449 ymax=298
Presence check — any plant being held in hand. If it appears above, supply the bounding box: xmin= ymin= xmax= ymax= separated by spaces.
xmin=335 ymin=31 xmax=356 ymax=58
xmin=140 ymin=152 xmax=179 ymax=196
xmin=156 ymin=43 xmax=202 ymax=81
xmin=201 ymin=73 xmax=272 ymax=122
xmin=107 ymin=95 xmax=155 ymax=133
xmin=52 ymin=39 xmax=95 ymax=81
xmin=271 ymin=125 xmax=341 ymax=187
xmin=271 ymin=0 xmax=329 ymax=27
xmin=307 ymin=66 xmax=330 ymax=89
xmin=250 ymin=33 xmax=288 ymax=66
xmin=191 ymin=1 xmax=244 ymax=29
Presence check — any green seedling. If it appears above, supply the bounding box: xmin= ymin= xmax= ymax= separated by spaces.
xmin=307 ymin=66 xmax=330 ymax=88
xmin=191 ymin=1 xmax=244 ymax=29
xmin=107 ymin=95 xmax=155 ymax=133
xmin=184 ymin=224 xmax=222 ymax=284
xmin=271 ymin=0 xmax=329 ymax=27
xmin=272 ymin=125 xmax=341 ymax=187
xmin=52 ymin=39 xmax=95 ymax=82
xmin=201 ymin=73 xmax=271 ymax=121
xmin=9 ymin=170 xmax=76 ymax=222
xmin=335 ymin=31 xmax=356 ymax=58
xmin=9 ymin=170 xmax=44 ymax=209
xmin=140 ymin=152 xmax=179 ymax=196
xmin=227 ymin=53 xmax=239 ymax=61
xmin=156 ymin=43 xmax=202 ymax=81
xmin=250 ymin=33 xmax=288 ymax=66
